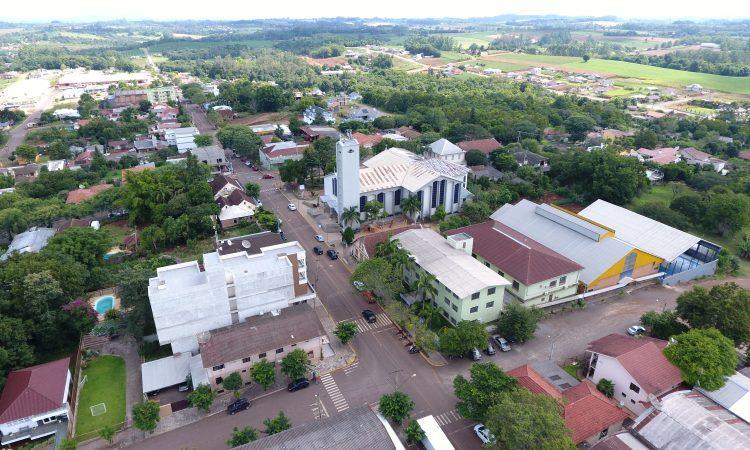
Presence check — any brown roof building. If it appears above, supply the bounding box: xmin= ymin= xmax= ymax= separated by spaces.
xmin=351 ymin=224 xmax=422 ymax=261
xmin=456 ymin=138 xmax=502 ymax=155
xmin=65 ymin=183 xmax=113 ymax=204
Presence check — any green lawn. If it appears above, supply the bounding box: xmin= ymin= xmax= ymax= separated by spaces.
xmin=478 ymin=59 xmax=533 ymax=72
xmin=75 ymin=355 xmax=126 ymax=440
xmin=481 ymin=53 xmax=750 ymax=95
xmin=435 ymin=32 xmax=495 ymax=48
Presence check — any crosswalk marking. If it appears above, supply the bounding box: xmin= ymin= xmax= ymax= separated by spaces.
xmin=344 ymin=362 xmax=359 ymax=376
xmin=351 ymin=314 xmax=393 ymax=333
xmin=434 ymin=409 xmax=462 ymax=426
xmin=320 ymin=373 xmax=349 ymax=412
xmin=310 ymin=401 xmax=329 ymax=420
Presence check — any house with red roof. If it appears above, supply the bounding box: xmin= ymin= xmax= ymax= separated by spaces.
xmin=352 ymin=132 xmax=383 ymax=149
xmin=509 ymin=363 xmax=628 ymax=446
xmin=350 ymin=224 xmax=423 ymax=261
xmin=0 ymin=358 xmax=71 ymax=446
xmin=456 ymin=138 xmax=502 ymax=156
xmin=65 ymin=183 xmax=113 ymax=204
xmin=446 ymin=221 xmax=583 ymax=307
xmin=259 ymin=141 xmax=308 ymax=170
xmin=635 ymin=147 xmax=680 ymax=165
xmin=585 ymin=333 xmax=683 ymax=414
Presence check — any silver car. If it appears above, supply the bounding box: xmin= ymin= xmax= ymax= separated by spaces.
xmin=474 ymin=424 xmax=495 ymax=444
xmin=492 ymin=334 xmax=511 ymax=352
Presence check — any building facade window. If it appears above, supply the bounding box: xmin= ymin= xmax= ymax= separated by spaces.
xmin=559 ymin=275 xmax=567 ymax=285
xmin=275 ymin=347 xmax=284 ymax=354
xmin=486 ymin=301 xmax=494 ymax=308
xmin=258 ymin=352 xmax=266 ymax=358
xmin=549 ymin=280 xmax=557 ymax=287
xmin=377 ymin=192 xmax=384 ymax=204
xmin=451 ymin=304 xmax=458 ymax=312
xmin=450 ymin=317 xmax=457 ymax=325
xmin=629 ymin=383 xmax=640 ymax=394
xmin=444 ymin=297 xmax=450 ymax=305
xmin=431 ymin=181 xmax=439 ymax=208
xmin=212 ymin=364 xmax=224 ymax=371
xmin=242 ymin=357 xmax=252 ymax=363
xmin=470 ymin=306 xmax=478 ymax=313
xmin=439 ymin=180 xmax=446 ymax=205
xmin=359 ymin=196 xmax=366 ymax=212
xmin=215 ymin=377 xmax=223 ymax=384
xmin=498 ymin=270 xmax=504 ymax=277
xmin=512 ymin=280 xmax=520 ymax=290
xmin=488 ymin=287 xmax=496 ymax=295
xmin=394 ymin=189 xmax=401 ymax=206
xmin=471 ymin=292 xmax=480 ymax=300
xmin=332 ymin=178 xmax=337 ymax=196
xmin=453 ymin=183 xmax=460 ymax=204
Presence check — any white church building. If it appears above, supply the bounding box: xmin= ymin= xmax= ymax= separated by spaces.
xmin=322 ymin=136 xmax=471 ymax=226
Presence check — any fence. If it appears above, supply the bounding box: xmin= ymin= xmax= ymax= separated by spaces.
xmin=68 ymin=335 xmax=85 ymax=438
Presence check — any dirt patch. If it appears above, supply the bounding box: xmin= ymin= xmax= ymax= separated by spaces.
xmin=229 ymin=112 xmax=290 ymax=126
xmin=304 ymin=56 xmax=348 ymax=67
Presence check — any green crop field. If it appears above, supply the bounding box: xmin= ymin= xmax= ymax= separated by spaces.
xmin=477 ymin=59 xmax=533 ymax=72
xmin=481 ymin=53 xmax=750 ymax=95
xmin=436 ymin=32 xmax=495 ymax=48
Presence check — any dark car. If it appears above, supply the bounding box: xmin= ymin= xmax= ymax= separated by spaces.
xmin=288 ymin=378 xmax=310 ymax=392
xmin=262 ymin=173 xmax=274 ymax=179
xmin=313 ymin=246 xmax=324 ymax=255
xmin=362 ymin=309 xmax=377 ymax=323
xmin=326 ymin=249 xmax=339 ymax=260
xmin=227 ymin=398 xmax=250 ymax=415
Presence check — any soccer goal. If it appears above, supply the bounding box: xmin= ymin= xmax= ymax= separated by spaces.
xmin=90 ymin=402 xmax=107 ymax=417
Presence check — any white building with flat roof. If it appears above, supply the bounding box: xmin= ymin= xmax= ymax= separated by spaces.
xmin=165 ymin=127 xmax=199 ymax=153
xmin=148 ymin=232 xmax=315 ymax=354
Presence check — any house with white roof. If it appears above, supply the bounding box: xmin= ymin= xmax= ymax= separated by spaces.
xmin=394 ymin=228 xmax=509 ymax=325
xmin=0 ymin=227 xmax=55 ymax=261
xmin=426 ymin=138 xmax=466 ymax=165
xmin=165 ymin=127 xmax=199 ymax=153
xmin=302 ymin=106 xmax=334 ymax=124
xmin=322 ymin=137 xmax=471 ymax=227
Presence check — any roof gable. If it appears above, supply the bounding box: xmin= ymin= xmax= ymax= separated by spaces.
xmin=0 ymin=358 xmax=70 ymax=423
xmin=429 ymin=138 xmax=463 ymax=156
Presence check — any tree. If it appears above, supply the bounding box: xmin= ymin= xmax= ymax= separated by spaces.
xmin=341 ymin=206 xmax=361 ymax=229
xmin=663 ymin=328 xmax=738 ymax=391
xmin=278 ymin=159 xmax=308 ymax=185
xmin=222 ymin=372 xmax=243 ymax=398
xmin=15 ymin=144 xmax=38 ymax=161
xmin=640 ymin=310 xmax=688 ymax=340
xmin=244 ymin=182 xmax=261 ymax=199
xmin=440 ymin=321 xmax=489 ymax=357
xmin=453 ymin=362 xmax=518 ymax=421
xmin=263 ymin=411 xmax=291 ymax=435
xmin=227 ymin=426 xmax=258 ymax=447
xmin=462 ymin=201 xmax=492 ymax=223
xmin=633 ymin=129 xmax=659 ymax=149
xmin=379 ymin=391 xmax=414 ymax=424
xmin=0 ymin=207 xmax=28 ymax=236
xmin=251 ymin=359 xmax=276 ymax=390
xmin=400 ymin=195 xmax=422 ymax=223
xmin=412 ymin=321 xmax=439 ymax=352
xmin=0 ymin=316 xmax=34 ymax=387
xmin=280 ymin=348 xmax=311 ymax=380
xmin=582 ymin=54 xmax=591 ymax=63
xmin=43 ymin=227 xmax=112 ymax=268
xmin=217 ymin=125 xmax=262 ymax=161
xmin=439 ymin=215 xmax=472 ymax=233
xmin=676 ymin=283 xmax=750 ymax=345
xmin=132 ymin=400 xmax=161 ymax=432
xmin=351 ymin=257 xmax=404 ymax=300
xmin=194 ymin=134 xmax=213 ymax=147
xmin=341 ymin=226 xmax=355 ymax=245
xmin=99 ymin=424 xmax=116 ymax=444
xmin=138 ymin=100 xmax=152 ymax=113
xmin=465 ymin=149 xmax=488 ymax=166
xmin=493 ymin=152 xmax=518 ymax=172
xmin=596 ymin=378 xmax=614 ymax=398
xmin=413 ymin=272 xmax=438 ymax=313
xmin=432 ymin=204 xmax=446 ymax=222
xmin=404 ymin=420 xmax=426 ymax=444
xmin=485 ymin=389 xmax=576 ymax=450
xmin=497 ymin=303 xmax=543 ymax=343
xmin=364 ymin=200 xmax=383 ymax=222
xmin=335 ymin=321 xmax=358 ymax=344
xmin=702 ymin=192 xmax=750 ymax=236
xmin=634 ymin=202 xmax=690 ymax=230
xmin=187 ymin=384 xmax=216 ymax=412
xmin=564 ymin=114 xmax=597 ymax=142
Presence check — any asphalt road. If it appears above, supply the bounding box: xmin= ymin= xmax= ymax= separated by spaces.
xmin=1 ymin=88 xmax=55 ymax=161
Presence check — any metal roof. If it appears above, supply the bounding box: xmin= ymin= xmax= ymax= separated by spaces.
xmin=579 ymin=199 xmax=701 ymax=261
xmin=141 ymin=353 xmax=191 ymax=394
xmin=359 ymin=148 xmax=469 ymax=194
xmin=698 ymin=373 xmax=750 ymax=425
xmin=429 ymin=138 xmax=463 ymax=156
xmin=0 ymin=227 xmax=55 ymax=261
xmin=491 ymin=200 xmax=633 ymax=284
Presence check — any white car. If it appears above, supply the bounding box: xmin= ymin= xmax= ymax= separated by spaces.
xmin=352 ymin=280 xmax=366 ymax=291
xmin=288 ymin=203 xmax=297 ymax=211
xmin=474 ymin=424 xmax=494 ymax=444
xmin=627 ymin=325 xmax=646 ymax=336
xmin=315 ymin=234 xmax=324 ymax=242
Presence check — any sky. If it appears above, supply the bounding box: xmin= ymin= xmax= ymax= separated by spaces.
xmin=1 ymin=0 xmax=748 ymax=22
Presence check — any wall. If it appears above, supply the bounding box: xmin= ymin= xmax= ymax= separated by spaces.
xmin=587 ymin=353 xmax=649 ymax=415
xmin=588 ymin=249 xmax=662 ymax=291
xmin=662 ymin=260 xmax=717 ymax=286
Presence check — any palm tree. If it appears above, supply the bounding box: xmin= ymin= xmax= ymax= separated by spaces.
xmin=414 ymin=272 xmax=438 ymax=314
xmin=341 ymin=206 xmax=361 ymax=229
xmin=375 ymin=236 xmax=399 ymax=259
xmin=389 ymin=248 xmax=413 ymax=273
xmin=400 ymin=195 xmax=421 ymax=223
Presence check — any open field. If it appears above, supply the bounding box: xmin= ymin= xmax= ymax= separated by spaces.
xmin=391 ymin=57 xmax=424 ymax=71
xmin=147 ymin=38 xmax=275 ymax=53
xmin=0 ymin=77 xmax=18 ymax=92
xmin=481 ymin=52 xmax=750 ymax=95
xmin=75 ymin=355 xmax=126 ymax=440
xmin=435 ymin=31 xmax=495 ymax=48
xmin=477 ymin=59 xmax=536 ymax=72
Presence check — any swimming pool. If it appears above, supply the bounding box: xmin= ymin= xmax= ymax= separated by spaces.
xmin=94 ymin=295 xmax=115 ymax=315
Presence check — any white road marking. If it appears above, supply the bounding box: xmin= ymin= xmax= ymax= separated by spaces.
xmin=350 ymin=314 xmax=393 ymax=333
xmin=435 ymin=409 xmax=462 ymax=426
xmin=344 ymin=362 xmax=359 ymax=376
xmin=319 ymin=374 xmax=349 ymax=412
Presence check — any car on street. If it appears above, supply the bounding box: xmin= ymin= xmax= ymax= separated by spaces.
xmin=326 ymin=249 xmax=338 ymax=260
xmin=471 ymin=347 xmax=482 ymax=361
xmin=627 ymin=325 xmax=646 ymax=336
xmin=485 ymin=342 xmax=496 ymax=356
xmin=474 ymin=424 xmax=495 ymax=444
xmin=313 ymin=246 xmax=324 ymax=255
xmin=353 ymin=280 xmax=366 ymax=291
xmin=492 ymin=335 xmax=511 ymax=352
xmin=362 ymin=309 xmax=377 ymax=323
xmin=227 ymin=398 xmax=250 ymax=415
xmin=262 ymin=173 xmax=274 ymax=179
xmin=314 ymin=234 xmax=324 ymax=242
xmin=279 ymin=231 xmax=286 ymax=241
xmin=287 ymin=378 xmax=310 ymax=392
xmin=288 ymin=203 xmax=297 ymax=211
xmin=251 ymin=166 xmax=259 ymax=172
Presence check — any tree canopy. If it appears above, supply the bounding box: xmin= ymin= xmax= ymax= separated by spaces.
xmin=663 ymin=328 xmax=738 ymax=391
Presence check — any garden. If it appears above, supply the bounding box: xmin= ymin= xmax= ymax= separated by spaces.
xmin=74 ymin=355 xmax=126 ymax=441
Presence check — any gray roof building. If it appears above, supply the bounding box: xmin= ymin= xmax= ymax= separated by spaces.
xmin=1 ymin=227 xmax=55 ymax=261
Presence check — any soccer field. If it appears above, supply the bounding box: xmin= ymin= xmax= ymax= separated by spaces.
xmin=75 ymin=355 xmax=126 ymax=440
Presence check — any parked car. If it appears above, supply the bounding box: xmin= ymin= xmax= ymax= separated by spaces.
xmin=471 ymin=347 xmax=482 ymax=361
xmin=227 ymin=398 xmax=250 ymax=415
xmin=362 ymin=309 xmax=377 ymax=323
xmin=178 ymin=383 xmax=189 ymax=392
xmin=252 ymin=166 xmax=260 ymax=172
xmin=492 ymin=335 xmax=511 ymax=352
xmin=313 ymin=246 xmax=324 ymax=255
xmin=353 ymin=280 xmax=366 ymax=291
xmin=315 ymin=234 xmax=324 ymax=242
xmin=363 ymin=291 xmax=377 ymax=304
xmin=279 ymin=231 xmax=286 ymax=241
xmin=474 ymin=424 xmax=495 ymax=444
xmin=262 ymin=173 xmax=274 ymax=179
xmin=326 ymin=249 xmax=338 ymax=260
xmin=287 ymin=378 xmax=310 ymax=392
xmin=485 ymin=342 xmax=496 ymax=356
xmin=627 ymin=325 xmax=646 ymax=336
xmin=288 ymin=203 xmax=297 ymax=211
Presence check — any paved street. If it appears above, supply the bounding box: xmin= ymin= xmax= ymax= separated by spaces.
xmin=0 ymin=86 xmax=56 ymax=161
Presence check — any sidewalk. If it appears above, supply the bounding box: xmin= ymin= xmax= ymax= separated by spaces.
xmin=309 ymin=296 xmax=357 ymax=374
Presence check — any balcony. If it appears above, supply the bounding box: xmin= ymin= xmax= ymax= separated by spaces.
xmin=1 ymin=420 xmax=66 ymax=445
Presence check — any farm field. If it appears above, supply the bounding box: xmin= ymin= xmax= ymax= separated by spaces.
xmin=481 ymin=52 xmax=750 ymax=95
xmin=435 ymin=31 xmax=495 ymax=47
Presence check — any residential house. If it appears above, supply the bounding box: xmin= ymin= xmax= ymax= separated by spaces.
xmin=259 ymin=141 xmax=308 ymax=170
xmin=210 ymin=174 xmax=244 ymax=200
xmin=46 ymin=160 xmax=65 ymax=172
xmin=643 ymin=111 xmax=666 ymax=120
xmin=217 ymin=190 xmax=257 ymax=228
xmin=66 ymin=183 xmax=113 ymax=204
xmin=300 ymin=125 xmax=340 ymax=142
xmin=513 ymin=150 xmax=549 ymax=171
xmin=53 ymin=218 xmax=94 ymax=233
xmin=491 ymin=200 xmax=664 ymax=291
xmin=380 ymin=133 xmax=408 ymax=142
xmin=586 ymin=333 xmax=682 ymax=414
xmin=578 ymin=200 xmax=721 ymax=282
xmin=302 ymin=106 xmax=334 ymax=124
xmin=197 ymin=304 xmax=326 ymax=390
xmin=121 ymin=163 xmax=156 ymax=182
xmin=133 ymin=137 xmax=166 ymax=153
xmin=426 ymin=138 xmax=465 ymax=165
xmin=212 ymin=105 xmax=235 ymax=121
xmin=346 ymin=106 xmax=384 ymax=122
xmin=152 ymin=104 xmax=179 ymax=122
xmin=249 ymin=124 xmax=291 ymax=137
xmin=148 ymin=232 xmax=315 ymax=353
xmin=446 ymin=221 xmax=583 ymax=307
xmin=680 ymin=147 xmax=727 ymax=173
xmin=236 ymin=406 xmax=403 ymax=450
xmin=395 ymin=126 xmax=421 ymax=140
xmin=189 ymin=145 xmax=228 ymax=173
xmin=393 ymin=228 xmax=510 ymax=325
xmin=165 ymin=127 xmax=199 ymax=153
xmin=52 ymin=109 xmax=80 ymax=120
xmin=107 ymin=139 xmax=131 ymax=151
xmin=634 ymin=147 xmax=680 ymax=165
xmin=323 ymin=138 xmax=471 ymax=226
xmin=74 ymin=151 xmax=95 ymax=167
xmin=456 ymin=138 xmax=502 ymax=156
xmin=1 ymin=227 xmax=55 ymax=261
xmin=352 ymin=132 xmax=383 ymax=149
xmin=0 ymin=358 xmax=71 ymax=446
xmin=350 ymin=224 xmax=422 ymax=262
xmin=509 ymin=363 xmax=628 ymax=446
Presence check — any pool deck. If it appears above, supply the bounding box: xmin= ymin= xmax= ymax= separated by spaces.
xmin=87 ymin=288 xmax=121 ymax=320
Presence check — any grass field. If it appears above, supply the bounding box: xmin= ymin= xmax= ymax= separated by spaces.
xmin=391 ymin=57 xmax=423 ymax=72
xmin=481 ymin=53 xmax=750 ymax=95
xmin=0 ymin=77 xmax=18 ymax=92
xmin=477 ymin=59 xmax=534 ymax=72
xmin=436 ymin=32 xmax=495 ymax=48
xmin=147 ymin=38 xmax=274 ymax=53
xmin=75 ymin=356 xmax=126 ymax=440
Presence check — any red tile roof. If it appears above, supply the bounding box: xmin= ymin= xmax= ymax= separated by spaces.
xmin=352 ymin=132 xmax=383 ymax=148
xmin=66 ymin=183 xmax=113 ymax=204
xmin=447 ymin=221 xmax=583 ymax=285
xmin=739 ymin=150 xmax=750 ymax=161
xmin=456 ymin=138 xmax=502 ymax=155
xmin=509 ymin=364 xmax=627 ymax=445
xmin=261 ymin=143 xmax=308 ymax=158
xmin=587 ymin=334 xmax=682 ymax=395
xmin=636 ymin=147 xmax=679 ymax=165
xmin=0 ymin=358 xmax=70 ymax=423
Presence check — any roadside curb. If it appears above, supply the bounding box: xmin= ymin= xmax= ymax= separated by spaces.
xmin=419 ymin=350 xmax=448 ymax=367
